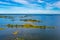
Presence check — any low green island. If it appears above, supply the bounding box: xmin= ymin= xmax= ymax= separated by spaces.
xmin=6 ymin=24 xmax=55 ymax=29
xmin=0 ymin=28 xmax=5 ymax=30
xmin=0 ymin=16 xmax=14 ymax=19
xmin=20 ymin=19 xmax=41 ymax=22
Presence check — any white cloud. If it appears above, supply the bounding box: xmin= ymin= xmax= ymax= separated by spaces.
xmin=0 ymin=0 xmax=60 ymax=14
xmin=0 ymin=1 xmax=11 ymax=4
xmin=44 ymin=1 xmax=60 ymax=9
xmin=53 ymin=1 xmax=60 ymax=8
xmin=46 ymin=3 xmax=54 ymax=9
xmin=12 ymin=0 xmax=39 ymax=8
xmin=13 ymin=0 xmax=29 ymax=4
xmin=0 ymin=1 xmax=17 ymax=6
xmin=38 ymin=1 xmax=60 ymax=9
xmin=38 ymin=0 xmax=44 ymax=3
xmin=0 ymin=7 xmax=59 ymax=14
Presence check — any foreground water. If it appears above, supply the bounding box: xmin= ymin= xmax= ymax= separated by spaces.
xmin=0 ymin=14 xmax=60 ymax=40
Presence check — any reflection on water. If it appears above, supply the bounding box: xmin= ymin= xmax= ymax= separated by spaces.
xmin=0 ymin=14 xmax=59 ymax=40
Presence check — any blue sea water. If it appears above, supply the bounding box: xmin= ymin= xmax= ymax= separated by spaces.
xmin=0 ymin=14 xmax=60 ymax=40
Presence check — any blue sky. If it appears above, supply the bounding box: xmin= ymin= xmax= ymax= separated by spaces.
xmin=0 ymin=0 xmax=60 ymax=13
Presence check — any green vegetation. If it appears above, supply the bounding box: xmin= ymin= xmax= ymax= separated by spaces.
xmin=6 ymin=24 xmax=55 ymax=29
xmin=0 ymin=15 xmax=56 ymax=40
xmin=0 ymin=16 xmax=14 ymax=19
xmin=20 ymin=19 xmax=41 ymax=22
xmin=0 ymin=16 xmax=7 ymax=18
xmin=0 ymin=28 xmax=5 ymax=30
xmin=9 ymin=31 xmax=25 ymax=40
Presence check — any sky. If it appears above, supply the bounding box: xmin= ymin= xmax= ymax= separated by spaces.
xmin=0 ymin=0 xmax=60 ymax=14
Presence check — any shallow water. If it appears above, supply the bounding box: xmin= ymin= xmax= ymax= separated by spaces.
xmin=0 ymin=14 xmax=60 ymax=40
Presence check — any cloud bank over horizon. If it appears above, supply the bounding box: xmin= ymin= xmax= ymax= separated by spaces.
xmin=0 ymin=0 xmax=60 ymax=14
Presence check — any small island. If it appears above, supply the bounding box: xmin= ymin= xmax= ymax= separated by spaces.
xmin=20 ymin=19 xmax=41 ymax=22
xmin=6 ymin=24 xmax=55 ymax=29
xmin=0 ymin=28 xmax=5 ymax=30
